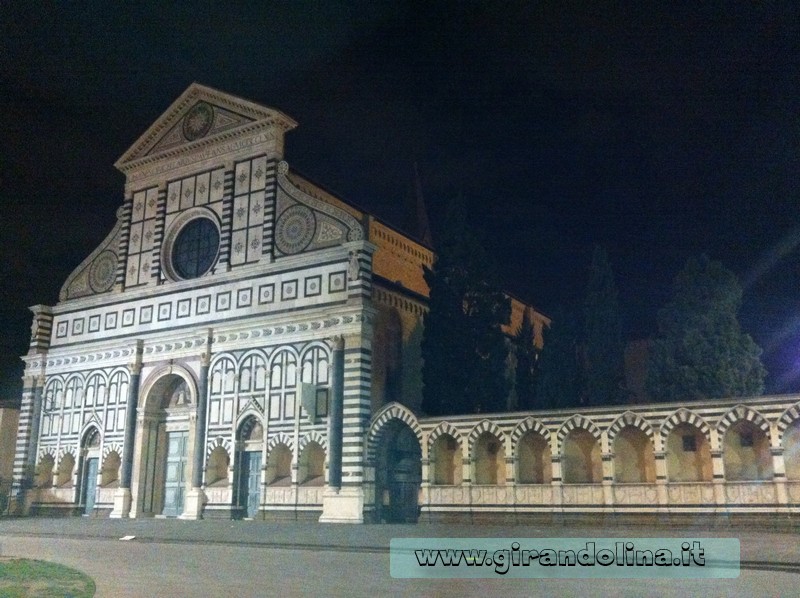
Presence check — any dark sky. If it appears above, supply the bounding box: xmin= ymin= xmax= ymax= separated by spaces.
xmin=1 ymin=2 xmax=799 ymax=398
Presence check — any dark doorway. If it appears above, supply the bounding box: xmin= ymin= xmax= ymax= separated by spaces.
xmin=82 ymin=457 xmax=98 ymax=514
xmin=239 ymin=451 xmax=262 ymax=518
xmin=377 ymin=421 xmax=421 ymax=523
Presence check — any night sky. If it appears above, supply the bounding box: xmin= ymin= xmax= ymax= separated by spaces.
xmin=1 ymin=2 xmax=799 ymax=399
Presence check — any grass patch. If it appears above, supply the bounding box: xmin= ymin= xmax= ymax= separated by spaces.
xmin=0 ymin=557 xmax=95 ymax=597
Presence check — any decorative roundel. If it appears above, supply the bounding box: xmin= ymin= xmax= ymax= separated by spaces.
xmin=88 ymin=251 xmax=117 ymax=293
xmin=171 ymin=217 xmax=220 ymax=279
xmin=275 ymin=205 xmax=316 ymax=254
xmin=182 ymin=102 xmax=214 ymax=141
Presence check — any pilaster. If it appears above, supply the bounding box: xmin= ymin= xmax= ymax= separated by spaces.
xmin=111 ymin=340 xmax=143 ymax=518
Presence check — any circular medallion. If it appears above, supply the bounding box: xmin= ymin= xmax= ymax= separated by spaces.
xmin=88 ymin=251 xmax=117 ymax=293
xmin=182 ymin=102 xmax=214 ymax=141
xmin=276 ymin=205 xmax=316 ymax=254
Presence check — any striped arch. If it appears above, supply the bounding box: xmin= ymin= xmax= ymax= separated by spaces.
xmin=37 ymin=447 xmax=57 ymax=464
xmin=777 ymin=402 xmax=800 ymax=438
xmin=56 ymin=445 xmax=77 ymax=464
xmin=367 ymin=402 xmax=421 ymax=463
xmin=299 ymin=430 xmax=328 ymax=453
xmin=266 ymin=432 xmax=295 ymax=455
xmin=427 ymin=421 xmax=463 ymax=452
xmin=102 ymin=442 xmax=123 ymax=460
xmin=556 ymin=415 xmax=601 ymax=452
xmin=511 ymin=417 xmax=550 ymax=447
xmin=607 ymin=411 xmax=654 ymax=443
xmin=468 ymin=419 xmax=509 ymax=457
xmin=206 ymin=435 xmax=233 ymax=458
xmin=660 ymin=408 xmax=712 ymax=443
xmin=717 ymin=404 xmax=771 ymax=436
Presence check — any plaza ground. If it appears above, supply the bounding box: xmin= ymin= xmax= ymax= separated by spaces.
xmin=1 ymin=518 xmax=800 ymax=597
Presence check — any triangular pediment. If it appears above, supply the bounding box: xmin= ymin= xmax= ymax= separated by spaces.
xmin=115 ymin=83 xmax=297 ymax=172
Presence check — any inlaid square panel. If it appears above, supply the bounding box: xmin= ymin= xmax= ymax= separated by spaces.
xmin=237 ymin=287 xmax=252 ymax=308
xmin=216 ymin=291 xmax=231 ymax=312
xmin=281 ymin=280 xmax=298 ymax=301
xmin=304 ymin=275 xmax=322 ymax=297
xmin=72 ymin=318 xmax=84 ymax=336
xmin=329 ymin=271 xmax=346 ymax=293
xmin=258 ymin=283 xmax=275 ymax=304
xmin=88 ymin=315 xmax=101 ymax=333
xmin=196 ymin=295 xmax=211 ymax=315
xmin=140 ymin=305 xmax=153 ymax=324
xmin=158 ymin=302 xmax=172 ymax=322
xmin=176 ymin=298 xmax=191 ymax=318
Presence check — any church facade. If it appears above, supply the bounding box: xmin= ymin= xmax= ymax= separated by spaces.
xmin=12 ymin=84 xmax=800 ymax=524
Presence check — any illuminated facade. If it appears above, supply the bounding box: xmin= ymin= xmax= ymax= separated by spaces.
xmin=13 ymin=84 xmax=796 ymax=524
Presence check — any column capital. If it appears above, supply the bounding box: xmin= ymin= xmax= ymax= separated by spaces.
xmin=200 ymin=328 xmax=214 ymax=367
xmin=128 ymin=339 xmax=144 ymax=374
xmin=330 ymin=335 xmax=345 ymax=351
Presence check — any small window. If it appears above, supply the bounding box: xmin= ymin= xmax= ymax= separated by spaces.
xmin=740 ymin=432 xmax=754 ymax=448
xmin=682 ymin=435 xmax=696 ymax=452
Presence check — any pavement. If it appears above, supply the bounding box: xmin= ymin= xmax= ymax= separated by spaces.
xmin=1 ymin=517 xmax=799 ymax=597
xmin=1 ymin=516 xmax=799 ymax=565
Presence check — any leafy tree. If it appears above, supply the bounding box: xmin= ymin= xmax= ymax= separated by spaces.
xmin=647 ymin=255 xmax=766 ymax=401
xmin=514 ymin=307 xmax=538 ymax=410
xmin=535 ymin=308 xmax=582 ymax=409
xmin=421 ymin=198 xmax=511 ymax=415
xmin=583 ymin=246 xmax=626 ymax=406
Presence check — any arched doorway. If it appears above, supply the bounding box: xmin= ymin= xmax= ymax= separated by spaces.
xmin=137 ymin=372 xmax=195 ymax=517
xmin=375 ymin=420 xmax=421 ymax=523
xmin=80 ymin=428 xmax=101 ymax=515
xmin=236 ymin=415 xmax=264 ymax=519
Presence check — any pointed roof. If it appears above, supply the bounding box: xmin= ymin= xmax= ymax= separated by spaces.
xmin=115 ymin=83 xmax=297 ymax=173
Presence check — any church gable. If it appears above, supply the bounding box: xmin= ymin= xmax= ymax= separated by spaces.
xmin=115 ymin=83 xmax=297 ymax=173
xmin=146 ymin=102 xmax=255 ymax=156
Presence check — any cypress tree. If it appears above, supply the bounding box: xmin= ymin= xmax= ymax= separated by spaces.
xmin=647 ymin=255 xmax=766 ymax=401
xmin=421 ymin=197 xmax=511 ymax=415
xmin=535 ymin=308 xmax=582 ymax=409
xmin=514 ymin=307 xmax=538 ymax=410
xmin=583 ymin=246 xmax=626 ymax=406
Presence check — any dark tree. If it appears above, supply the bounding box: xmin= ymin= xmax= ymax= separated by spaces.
xmin=421 ymin=198 xmax=511 ymax=415
xmin=647 ymin=255 xmax=766 ymax=401
xmin=514 ymin=307 xmax=538 ymax=410
xmin=583 ymin=246 xmax=626 ymax=406
xmin=535 ymin=308 xmax=582 ymax=409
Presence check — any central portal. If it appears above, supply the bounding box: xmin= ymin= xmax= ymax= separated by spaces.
xmin=134 ymin=370 xmax=196 ymax=518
